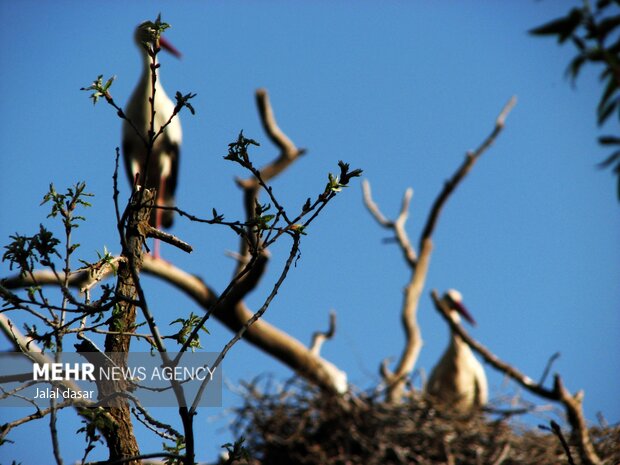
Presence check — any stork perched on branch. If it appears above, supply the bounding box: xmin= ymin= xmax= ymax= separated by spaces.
xmin=426 ymin=289 xmax=488 ymax=412
xmin=122 ymin=19 xmax=182 ymax=256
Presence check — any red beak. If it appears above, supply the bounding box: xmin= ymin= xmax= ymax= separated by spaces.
xmin=159 ymin=36 xmax=182 ymax=58
xmin=452 ymin=300 xmax=477 ymax=326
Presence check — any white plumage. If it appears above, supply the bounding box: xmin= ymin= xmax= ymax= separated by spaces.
xmin=426 ymin=289 xmax=488 ymax=412
xmin=122 ymin=21 xmax=182 ymax=232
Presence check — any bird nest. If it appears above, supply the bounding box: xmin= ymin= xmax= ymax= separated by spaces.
xmin=230 ymin=378 xmax=619 ymax=465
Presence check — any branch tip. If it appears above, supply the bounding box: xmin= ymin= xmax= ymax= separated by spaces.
xmin=496 ymin=95 xmax=517 ymax=127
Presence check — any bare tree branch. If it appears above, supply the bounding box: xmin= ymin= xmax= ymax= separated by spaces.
xmin=362 ymin=180 xmax=417 ymax=267
xmin=141 ymin=256 xmax=347 ymax=396
xmin=131 ymin=403 xmax=182 ymax=442
xmin=255 ymin=87 xmax=306 ymax=172
xmin=539 ymin=352 xmax=561 ymax=385
xmin=2 ymin=256 xmax=348 ymax=395
xmin=420 ymin=96 xmax=516 ymax=247
xmin=310 ymin=311 xmax=337 ymax=356
xmin=235 ymin=88 xmax=306 ymax=261
xmin=384 ymin=238 xmax=432 ymax=403
xmin=172 ymin=90 xmax=309 ymax=359
xmin=371 ymin=97 xmax=517 ymax=404
xmin=141 ymin=222 xmax=193 ymax=253
xmin=554 ymin=377 xmax=601 ymax=465
xmin=430 ymin=290 xmax=550 ymax=397
xmin=490 ymin=442 xmax=511 ymax=465
xmin=542 ymin=420 xmax=576 ymax=465
xmin=0 ymin=314 xmax=89 ymax=398
xmin=430 ymin=289 xmax=601 ymax=465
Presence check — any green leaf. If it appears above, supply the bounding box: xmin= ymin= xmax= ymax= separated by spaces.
xmin=566 ymin=55 xmax=586 ymax=82
xmin=597 ymin=74 xmax=619 ymax=124
xmin=596 ymin=14 xmax=620 ymax=41
xmin=597 ymin=95 xmax=619 ymax=125
xmin=598 ymin=149 xmax=620 ymax=168
xmin=80 ymin=75 xmax=115 ymax=105
xmin=598 ymin=135 xmax=620 ymax=145
xmin=529 ymin=8 xmax=583 ymax=43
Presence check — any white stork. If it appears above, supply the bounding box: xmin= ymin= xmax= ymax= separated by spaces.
xmin=426 ymin=289 xmax=488 ymax=413
xmin=122 ymin=20 xmax=182 ymax=256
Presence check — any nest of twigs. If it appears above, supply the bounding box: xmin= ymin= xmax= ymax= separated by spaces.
xmin=230 ymin=378 xmax=620 ymax=465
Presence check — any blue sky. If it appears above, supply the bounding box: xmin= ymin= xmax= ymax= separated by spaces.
xmin=1 ymin=1 xmax=618 ymax=463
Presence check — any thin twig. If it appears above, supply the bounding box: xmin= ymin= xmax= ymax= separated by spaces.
xmin=544 ymin=420 xmax=576 ymax=465
xmin=190 ymin=233 xmax=303 ymax=413
xmin=131 ymin=404 xmax=183 ymax=441
xmin=141 ymin=222 xmax=193 ymax=253
xmin=310 ymin=311 xmax=337 ymax=356
xmin=539 ymin=352 xmax=561 ymax=386
xmin=490 ymin=442 xmax=511 ymax=465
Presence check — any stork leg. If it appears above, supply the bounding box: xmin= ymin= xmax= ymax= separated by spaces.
xmin=153 ymin=236 xmax=161 ymax=259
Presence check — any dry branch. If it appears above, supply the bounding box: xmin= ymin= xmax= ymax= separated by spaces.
xmin=142 ymin=256 xmax=347 ymax=395
xmin=384 ymin=238 xmax=432 ymax=403
xmin=1 ymin=256 xmax=347 ymax=395
xmin=363 ymin=181 xmax=417 ymax=267
xmin=310 ymin=311 xmax=337 ymax=356
xmin=419 ymin=96 xmax=516 ymax=248
xmin=430 ymin=289 xmax=601 ymax=465
xmin=141 ymin=222 xmax=193 ymax=253
xmin=369 ymin=97 xmax=517 ymax=404
xmin=255 ymin=87 xmax=305 ymax=174
xmin=233 ymin=379 xmax=619 ymax=465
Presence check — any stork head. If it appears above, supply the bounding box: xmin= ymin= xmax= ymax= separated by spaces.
xmin=444 ymin=289 xmax=477 ymax=326
xmin=135 ymin=19 xmax=181 ymax=58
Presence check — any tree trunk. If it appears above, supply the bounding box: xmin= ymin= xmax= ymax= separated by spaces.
xmin=100 ymin=189 xmax=154 ymax=463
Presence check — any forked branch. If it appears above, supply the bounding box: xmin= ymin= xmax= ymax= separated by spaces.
xmin=363 ymin=182 xmax=417 ymax=267
xmin=372 ymin=97 xmax=517 ymax=403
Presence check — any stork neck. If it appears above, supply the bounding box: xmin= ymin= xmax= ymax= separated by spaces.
xmin=450 ymin=330 xmax=467 ymax=348
xmin=448 ymin=310 xmax=468 ymax=350
xmin=141 ymin=47 xmax=159 ymax=81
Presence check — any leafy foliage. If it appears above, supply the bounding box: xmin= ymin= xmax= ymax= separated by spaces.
xmin=41 ymin=182 xmax=92 ymax=231
xmin=224 ymin=131 xmax=261 ymax=166
xmin=3 ymin=225 xmax=60 ymax=272
xmin=2 ymin=12 xmax=356 ymax=465
xmin=221 ymin=436 xmax=251 ymax=464
xmin=80 ymin=75 xmax=116 ymax=106
xmin=163 ymin=437 xmax=186 ymax=465
xmin=174 ymin=91 xmax=197 ymax=115
xmin=531 ymin=1 xmax=620 ymax=198
xmin=170 ymin=312 xmax=209 ymax=349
